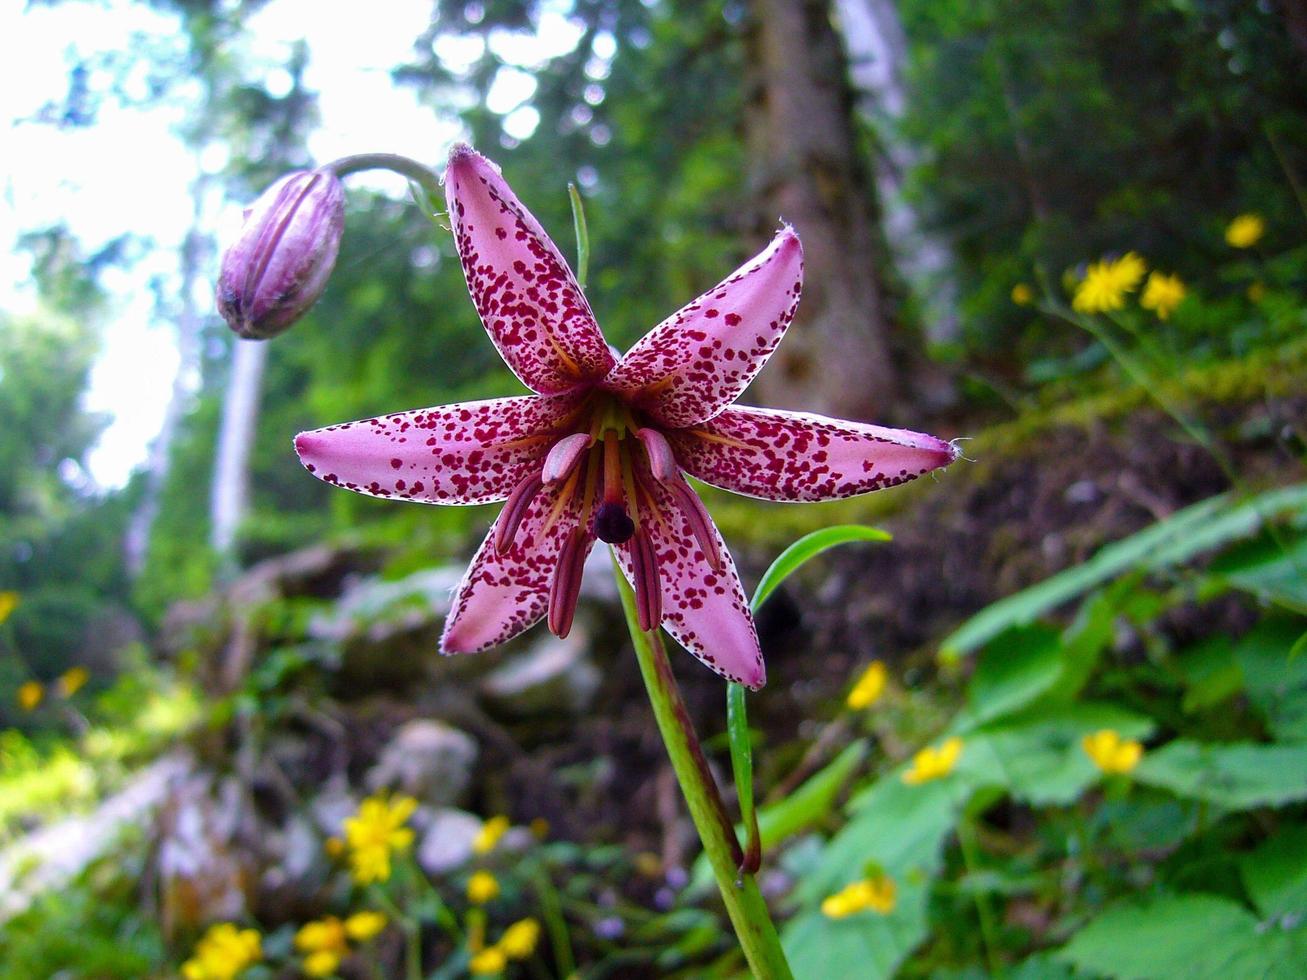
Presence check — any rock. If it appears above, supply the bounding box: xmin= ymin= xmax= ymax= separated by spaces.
xmin=308 ymin=566 xmax=471 ymax=690
xmin=416 ymin=808 xmax=482 ymax=876
xmin=366 ymin=720 xmax=478 ymax=805
xmin=480 ymin=626 xmax=601 ymax=717
xmin=155 ymin=774 xmax=256 ymax=937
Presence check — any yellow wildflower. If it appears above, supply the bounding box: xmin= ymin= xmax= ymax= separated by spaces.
xmin=473 ymin=814 xmax=511 ymax=855
xmin=343 ymin=793 xmax=417 ymax=884
xmin=1225 ymin=213 xmax=1264 ymax=248
xmin=821 ymin=874 xmax=897 ymax=918
xmin=846 ymin=661 xmax=887 ymax=710
xmin=344 ymin=910 xmax=387 ymax=942
xmin=0 ymin=591 xmax=17 ymax=625
xmin=467 ymin=870 xmax=500 ymax=904
xmin=296 ymin=916 xmax=349 ymax=977
xmin=1140 ymin=271 xmax=1186 ymax=320
xmin=56 ymin=666 xmax=89 ymax=698
xmin=17 ymin=681 xmax=43 ymax=712
xmin=498 ymin=918 xmax=542 ymax=960
xmin=470 ymin=945 xmax=508 ymax=975
xmin=902 ymin=737 xmax=963 ymax=785
xmin=1010 ymin=283 xmax=1034 ymax=306
xmin=180 ymin=923 xmax=262 ymax=980
xmin=1082 ymin=729 xmax=1143 ymax=774
xmin=1072 ymin=252 xmax=1147 ymax=314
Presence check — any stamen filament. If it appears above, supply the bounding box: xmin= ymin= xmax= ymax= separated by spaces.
xmin=548 ymin=527 xmax=588 ymax=638
xmin=631 ymin=526 xmax=663 ymax=631
xmin=670 ymin=478 xmax=723 ymax=572
xmin=494 ymin=471 xmax=543 ymax=555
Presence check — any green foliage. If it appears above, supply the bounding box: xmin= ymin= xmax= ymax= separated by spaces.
xmin=781 ymin=489 xmax=1307 ymax=978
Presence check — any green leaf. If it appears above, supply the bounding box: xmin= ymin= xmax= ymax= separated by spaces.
xmin=755 ymin=741 xmax=866 ymax=848
xmin=785 ymin=774 xmax=967 ymax=979
xmin=1135 ymin=740 xmax=1307 ymax=809
xmin=1175 ymin=635 xmax=1243 ymax=714
xmin=957 ymin=702 xmax=1155 ymax=806
xmin=955 ymin=625 xmax=1063 ymax=730
xmin=940 ymin=483 xmax=1307 ymax=658
xmin=1212 ymin=531 xmax=1307 ymax=614
xmin=749 ymin=525 xmax=892 ymax=614
xmin=1236 ymin=618 xmax=1307 ymax=741
xmin=1058 ymin=893 xmax=1307 ymax=980
xmin=1241 ymin=824 xmax=1307 ymax=921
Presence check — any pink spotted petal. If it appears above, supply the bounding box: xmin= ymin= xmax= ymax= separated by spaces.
xmin=445 ymin=145 xmax=615 ymax=395
xmin=615 ymin=469 xmax=765 ymax=689
xmin=294 ymin=394 xmax=582 ymax=505
xmin=668 ymin=406 xmax=958 ymax=503
xmin=442 ymin=485 xmax=590 ymax=653
xmin=604 ymin=227 xmax=803 ymax=427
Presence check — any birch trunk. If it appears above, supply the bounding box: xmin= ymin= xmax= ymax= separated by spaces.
xmin=209 ymin=339 xmax=267 ymax=559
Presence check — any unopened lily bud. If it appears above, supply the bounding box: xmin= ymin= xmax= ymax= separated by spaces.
xmin=216 ymin=169 xmax=344 ymax=339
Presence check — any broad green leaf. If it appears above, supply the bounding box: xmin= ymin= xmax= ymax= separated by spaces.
xmin=1241 ymin=824 xmax=1307 ymax=920
xmin=755 ymin=740 xmax=867 ymax=848
xmin=1135 ymin=740 xmax=1307 ymax=809
xmin=1212 ymin=531 xmax=1307 ymax=614
xmin=750 ymin=525 xmax=892 ymax=614
xmin=957 ymin=702 xmax=1154 ymax=806
xmin=785 ymin=775 xmax=964 ymax=980
xmin=1058 ymin=893 xmax=1307 ymax=980
xmin=1236 ymin=617 xmax=1307 ymax=741
xmin=1175 ymin=635 xmax=1243 ymax=713
xmin=783 ymin=892 xmax=930 ymax=980
xmin=940 ymin=483 xmax=1307 ymax=658
xmin=955 ymin=625 xmax=1063 ymax=731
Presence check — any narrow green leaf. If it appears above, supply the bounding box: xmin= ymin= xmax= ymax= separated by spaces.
xmin=725 ymin=524 xmax=890 ymax=874
xmin=941 ymin=483 xmax=1307 ymax=658
xmin=568 ymin=182 xmax=589 ymax=291
xmin=750 ymin=525 xmax=892 ymax=614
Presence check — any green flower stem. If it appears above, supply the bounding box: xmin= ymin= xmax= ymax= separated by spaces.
xmin=368 ymin=884 xmax=422 ymax=980
xmin=324 ymin=153 xmax=444 ymax=200
xmin=613 ymin=556 xmax=794 ymax=980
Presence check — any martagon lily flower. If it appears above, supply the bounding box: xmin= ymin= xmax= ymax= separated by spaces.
xmin=294 ymin=145 xmax=957 ymax=689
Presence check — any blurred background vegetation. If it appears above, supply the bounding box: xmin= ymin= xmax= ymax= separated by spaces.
xmin=1 ymin=0 xmax=1305 ymax=977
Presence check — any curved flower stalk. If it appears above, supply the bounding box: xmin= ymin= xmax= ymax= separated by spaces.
xmin=294 ymin=144 xmax=957 ymax=688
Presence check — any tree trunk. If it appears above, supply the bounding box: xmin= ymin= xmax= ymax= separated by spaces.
xmin=744 ymin=0 xmax=899 ymax=421
xmin=209 ymin=339 xmax=267 ymax=560
xmin=125 ymin=178 xmax=207 ymax=577
xmin=837 ymin=0 xmax=961 ymax=348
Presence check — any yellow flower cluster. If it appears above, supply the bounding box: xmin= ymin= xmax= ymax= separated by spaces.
xmin=1140 ymin=271 xmax=1186 ymax=321
xmin=902 ymin=737 xmax=963 ymax=785
xmin=473 ymin=814 xmax=511 ymax=855
xmin=343 ymin=793 xmax=417 ymax=884
xmin=57 ymin=666 xmax=89 ymax=698
xmin=1082 ymin=729 xmax=1143 ymax=774
xmin=0 ymin=591 xmax=18 ymax=625
xmin=295 ymin=912 xmax=388 ymax=977
xmin=1071 ymin=252 xmax=1146 ymax=314
xmin=1010 ymin=283 xmax=1034 ymax=306
xmin=846 ymin=661 xmax=887 ymax=710
xmin=470 ymin=918 xmax=542 ymax=975
xmin=821 ymin=874 xmax=897 ymax=919
xmin=17 ymin=681 xmax=42 ymax=712
xmin=467 ymin=869 xmax=501 ymax=904
xmin=1225 ymin=213 xmax=1264 ymax=248
xmin=181 ymin=923 xmax=262 ymax=980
